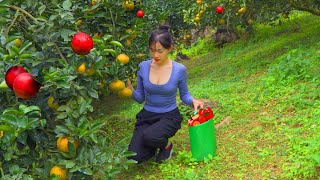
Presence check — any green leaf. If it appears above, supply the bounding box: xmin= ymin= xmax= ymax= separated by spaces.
xmin=65 ymin=161 xmax=76 ymax=168
xmin=60 ymin=28 xmax=74 ymax=42
xmin=1 ymin=114 xmax=18 ymax=127
xmin=81 ymin=167 xmax=93 ymax=176
xmin=68 ymin=141 xmax=77 ymax=158
xmin=89 ymin=133 xmax=98 ymax=143
xmin=0 ymin=125 xmax=14 ymax=133
xmin=55 ymin=125 xmax=70 ymax=134
xmin=20 ymin=105 xmax=40 ymax=114
xmin=90 ymin=122 xmax=104 ymax=133
xmin=19 ymin=42 xmax=32 ymax=54
xmin=38 ymin=5 xmax=46 ymax=15
xmin=88 ymin=89 xmax=99 ymax=99
xmin=57 ymin=112 xmax=68 ymax=120
xmin=62 ymin=0 xmax=72 ymax=10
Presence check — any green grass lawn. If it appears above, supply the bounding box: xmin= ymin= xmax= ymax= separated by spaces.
xmin=94 ymin=12 xmax=320 ymax=179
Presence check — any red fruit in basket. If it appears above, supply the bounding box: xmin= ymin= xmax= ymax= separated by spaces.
xmin=204 ymin=107 xmax=214 ymax=120
xmin=198 ymin=115 xmax=207 ymax=123
xmin=5 ymin=66 xmax=27 ymax=90
xmin=192 ymin=121 xmax=200 ymax=126
xmin=71 ymin=32 xmax=94 ymax=55
xmin=13 ymin=73 xmax=42 ymax=100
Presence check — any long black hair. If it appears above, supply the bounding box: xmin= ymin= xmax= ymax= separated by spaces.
xmin=149 ymin=24 xmax=173 ymax=49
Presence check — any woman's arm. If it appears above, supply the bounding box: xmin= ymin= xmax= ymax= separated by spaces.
xmin=178 ymin=65 xmax=204 ymax=111
xmin=130 ymin=64 xmax=145 ymax=104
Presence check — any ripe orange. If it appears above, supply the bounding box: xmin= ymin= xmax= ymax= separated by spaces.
xmin=199 ymin=9 xmax=204 ymax=15
xmin=117 ymin=54 xmax=130 ymax=65
xmin=76 ymin=19 xmax=82 ymax=26
xmin=126 ymin=39 xmax=132 ymax=46
xmin=126 ymin=29 xmax=137 ymax=39
xmin=57 ymin=136 xmax=80 ymax=153
xmin=123 ymin=1 xmax=134 ymax=11
xmin=91 ymin=0 xmax=97 ymax=6
xmin=118 ymin=88 xmax=132 ymax=98
xmin=50 ymin=166 xmax=67 ymax=180
xmin=47 ymin=96 xmax=59 ymax=109
xmin=194 ymin=16 xmax=200 ymax=23
xmin=218 ymin=18 xmax=225 ymax=25
xmin=14 ymin=38 xmax=22 ymax=48
xmin=238 ymin=7 xmax=247 ymax=14
xmin=77 ymin=63 xmax=86 ymax=74
xmin=247 ymin=19 xmax=254 ymax=25
xmin=109 ymin=80 xmax=125 ymax=92
xmin=196 ymin=0 xmax=202 ymax=5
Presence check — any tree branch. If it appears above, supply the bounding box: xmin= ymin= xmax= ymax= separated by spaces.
xmin=6 ymin=5 xmax=39 ymax=24
xmin=5 ymin=10 xmax=19 ymax=36
xmin=289 ymin=1 xmax=320 ymax=16
xmin=54 ymin=42 xmax=68 ymax=65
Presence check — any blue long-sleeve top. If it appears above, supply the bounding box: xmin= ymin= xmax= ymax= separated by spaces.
xmin=132 ymin=59 xmax=193 ymax=113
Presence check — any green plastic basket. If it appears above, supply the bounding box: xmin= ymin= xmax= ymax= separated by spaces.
xmin=188 ymin=119 xmax=217 ymax=161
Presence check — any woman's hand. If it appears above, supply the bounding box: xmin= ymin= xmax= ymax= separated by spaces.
xmin=192 ymin=98 xmax=204 ymax=112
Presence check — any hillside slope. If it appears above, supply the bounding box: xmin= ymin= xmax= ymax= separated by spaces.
xmin=109 ymin=13 xmax=320 ymax=179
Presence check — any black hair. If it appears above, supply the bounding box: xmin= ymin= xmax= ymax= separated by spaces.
xmin=149 ymin=24 xmax=173 ymax=49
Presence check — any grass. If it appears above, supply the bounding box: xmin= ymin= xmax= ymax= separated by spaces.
xmin=94 ymin=12 xmax=320 ymax=179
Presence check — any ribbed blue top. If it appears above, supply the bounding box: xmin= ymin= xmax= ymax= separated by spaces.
xmin=132 ymin=59 xmax=193 ymax=113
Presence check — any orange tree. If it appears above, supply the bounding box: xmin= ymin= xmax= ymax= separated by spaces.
xmin=0 ymin=0 xmax=175 ymax=179
xmin=168 ymin=0 xmax=320 ymax=45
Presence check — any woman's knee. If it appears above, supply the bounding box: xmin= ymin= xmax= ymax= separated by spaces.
xmin=142 ymin=129 xmax=167 ymax=148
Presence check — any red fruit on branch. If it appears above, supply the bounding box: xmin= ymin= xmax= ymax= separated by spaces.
xmin=13 ymin=73 xmax=42 ymax=100
xmin=136 ymin=10 xmax=145 ymax=18
xmin=71 ymin=32 xmax=94 ymax=55
xmin=5 ymin=66 xmax=27 ymax=90
xmin=215 ymin=6 xmax=224 ymax=14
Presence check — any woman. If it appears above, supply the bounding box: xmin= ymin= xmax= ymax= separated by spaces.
xmin=127 ymin=25 xmax=204 ymax=163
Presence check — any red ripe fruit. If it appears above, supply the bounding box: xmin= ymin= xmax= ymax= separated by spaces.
xmin=13 ymin=73 xmax=42 ymax=100
xmin=136 ymin=10 xmax=145 ymax=18
xmin=215 ymin=6 xmax=224 ymax=14
xmin=71 ymin=32 xmax=94 ymax=55
xmin=5 ymin=66 xmax=27 ymax=90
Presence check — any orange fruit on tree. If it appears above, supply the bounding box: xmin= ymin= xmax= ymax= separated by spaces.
xmin=47 ymin=96 xmax=59 ymax=109
xmin=218 ymin=18 xmax=225 ymax=25
xmin=50 ymin=166 xmax=67 ymax=180
xmin=118 ymin=87 xmax=132 ymax=98
xmin=14 ymin=38 xmax=22 ymax=48
xmin=123 ymin=1 xmax=134 ymax=11
xmin=196 ymin=0 xmax=202 ymax=5
xmin=126 ymin=39 xmax=132 ymax=46
xmin=247 ymin=18 xmax=254 ymax=25
xmin=126 ymin=29 xmax=137 ymax=39
xmin=238 ymin=7 xmax=247 ymax=14
xmin=57 ymin=136 xmax=80 ymax=153
xmin=76 ymin=63 xmax=86 ymax=74
xmin=194 ymin=16 xmax=200 ymax=23
xmin=109 ymin=79 xmax=125 ymax=92
xmin=76 ymin=19 xmax=82 ymax=26
xmin=199 ymin=9 xmax=204 ymax=15
xmin=91 ymin=0 xmax=97 ymax=6
xmin=117 ymin=53 xmax=130 ymax=65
